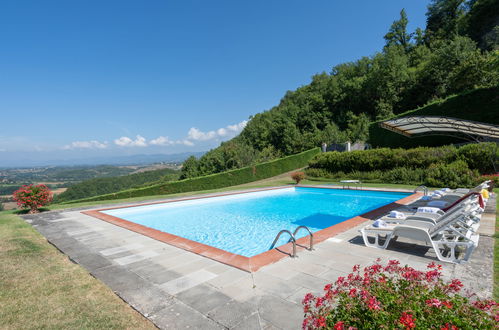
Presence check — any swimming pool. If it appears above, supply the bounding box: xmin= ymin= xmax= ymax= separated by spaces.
xmin=96 ymin=187 xmax=410 ymax=259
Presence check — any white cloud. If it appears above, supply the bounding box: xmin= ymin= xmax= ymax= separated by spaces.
xmin=150 ymin=136 xmax=195 ymax=147
xmin=187 ymin=127 xmax=216 ymax=141
xmin=187 ymin=120 xmax=248 ymax=141
xmin=227 ymin=120 xmax=248 ymax=132
xmin=114 ymin=135 xmax=148 ymax=147
xmin=60 ymin=120 xmax=247 ymax=151
xmin=180 ymin=139 xmax=194 ymax=146
xmin=150 ymin=136 xmax=174 ymax=146
xmin=63 ymin=140 xmax=108 ymax=150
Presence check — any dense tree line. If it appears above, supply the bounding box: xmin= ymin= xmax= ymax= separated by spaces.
xmin=56 ymin=168 xmax=179 ymax=202
xmin=181 ymin=0 xmax=499 ymax=180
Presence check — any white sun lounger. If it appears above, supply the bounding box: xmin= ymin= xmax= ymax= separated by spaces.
xmin=360 ymin=208 xmax=479 ymax=263
xmin=380 ymin=194 xmax=482 ymax=224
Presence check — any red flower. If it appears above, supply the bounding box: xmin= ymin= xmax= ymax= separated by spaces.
xmin=442 ymin=300 xmax=453 ymax=309
xmin=348 ymin=288 xmax=357 ymax=297
xmin=302 ymin=293 xmax=314 ymax=305
xmin=368 ymin=296 xmax=381 ymax=310
xmin=426 ymin=298 xmax=442 ymax=308
xmin=473 ymin=300 xmax=496 ymax=311
xmin=313 ymin=316 xmax=327 ymax=328
xmin=399 ymin=312 xmax=416 ymax=329
xmin=440 ymin=323 xmax=458 ymax=330
xmin=448 ymin=279 xmax=463 ymax=292
xmin=334 ymin=321 xmax=345 ymax=330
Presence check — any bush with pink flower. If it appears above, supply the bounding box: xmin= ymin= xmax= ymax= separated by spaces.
xmin=302 ymin=259 xmax=498 ymax=329
xmin=13 ymin=184 xmax=53 ymax=213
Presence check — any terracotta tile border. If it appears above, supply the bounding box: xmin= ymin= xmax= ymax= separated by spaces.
xmin=82 ymin=186 xmax=422 ymax=273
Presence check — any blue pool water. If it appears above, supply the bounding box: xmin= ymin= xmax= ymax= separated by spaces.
xmin=103 ymin=187 xmax=409 ymax=257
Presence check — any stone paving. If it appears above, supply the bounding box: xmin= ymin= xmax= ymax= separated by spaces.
xmin=24 ymin=190 xmax=496 ymax=329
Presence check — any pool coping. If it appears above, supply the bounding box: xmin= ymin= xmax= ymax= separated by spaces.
xmin=82 ymin=186 xmax=422 ymax=272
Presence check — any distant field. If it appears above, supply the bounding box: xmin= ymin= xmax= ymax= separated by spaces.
xmin=0 ymin=163 xmax=179 ymax=210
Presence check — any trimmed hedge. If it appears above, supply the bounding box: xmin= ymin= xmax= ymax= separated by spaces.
xmin=306 ymin=143 xmax=497 ymax=188
xmin=368 ymin=87 xmax=499 ymax=148
xmin=308 ymin=143 xmax=497 ymax=174
xmin=64 ymin=148 xmax=320 ymax=203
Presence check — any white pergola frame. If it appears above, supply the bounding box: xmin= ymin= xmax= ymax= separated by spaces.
xmin=379 ymin=116 xmax=499 ymax=142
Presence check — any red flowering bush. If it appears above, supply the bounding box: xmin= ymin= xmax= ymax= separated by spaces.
xmin=302 ymin=259 xmax=498 ymax=329
xmin=13 ymin=184 xmax=53 ymax=213
xmin=291 ymin=171 xmax=306 ymax=184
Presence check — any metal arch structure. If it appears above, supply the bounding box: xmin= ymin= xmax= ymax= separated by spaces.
xmin=379 ymin=116 xmax=499 ymax=143
xmin=379 ymin=115 xmax=499 ymax=172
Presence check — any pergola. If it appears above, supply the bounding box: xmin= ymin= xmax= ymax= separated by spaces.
xmin=379 ymin=116 xmax=499 ymax=142
xmin=379 ymin=115 xmax=499 ymax=172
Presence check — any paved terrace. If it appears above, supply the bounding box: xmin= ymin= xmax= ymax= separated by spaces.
xmin=24 ymin=188 xmax=496 ymax=330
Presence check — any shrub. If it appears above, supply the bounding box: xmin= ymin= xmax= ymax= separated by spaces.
xmin=291 ymin=171 xmax=305 ymax=184
xmin=425 ymin=160 xmax=479 ymax=188
xmin=305 ymin=168 xmax=337 ymax=179
xmin=308 ymin=143 xmax=495 ymax=174
xmin=305 ymin=167 xmax=427 ymax=185
xmin=383 ymin=167 xmax=426 ymax=184
xmin=302 ymin=259 xmax=498 ymax=329
xmin=13 ymin=184 xmax=53 ymax=213
xmin=478 ymin=173 xmax=499 ymax=190
xmin=0 ymin=202 xmax=3 ymax=211
xmin=456 ymin=143 xmax=499 ymax=174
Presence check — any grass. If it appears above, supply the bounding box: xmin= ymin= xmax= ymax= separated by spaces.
xmin=0 ymin=210 xmax=155 ymax=329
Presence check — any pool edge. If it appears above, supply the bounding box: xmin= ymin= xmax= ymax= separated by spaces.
xmin=82 ymin=186 xmax=422 ymax=273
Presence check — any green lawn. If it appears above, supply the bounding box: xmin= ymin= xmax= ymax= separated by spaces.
xmin=0 ymin=210 xmax=155 ymax=329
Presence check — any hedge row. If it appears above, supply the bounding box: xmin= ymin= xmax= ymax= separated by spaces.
xmin=308 ymin=143 xmax=497 ymax=174
xmin=64 ymin=147 xmax=320 ymax=203
xmin=368 ymin=87 xmax=499 ymax=148
xmin=306 ymin=161 xmax=480 ymax=188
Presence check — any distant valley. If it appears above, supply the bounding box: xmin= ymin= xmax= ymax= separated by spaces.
xmin=0 ymin=151 xmax=204 ymax=209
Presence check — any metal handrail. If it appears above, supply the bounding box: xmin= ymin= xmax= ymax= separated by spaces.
xmin=414 ymin=185 xmax=428 ymax=196
xmin=292 ymin=226 xmax=314 ymax=251
xmin=270 ymin=230 xmax=296 ymax=258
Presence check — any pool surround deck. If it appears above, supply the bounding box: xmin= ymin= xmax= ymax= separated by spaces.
xmin=83 ymin=186 xmax=422 ymax=272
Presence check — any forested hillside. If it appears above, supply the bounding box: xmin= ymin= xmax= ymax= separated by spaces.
xmin=56 ymin=168 xmax=179 ymax=202
xmin=181 ymin=0 xmax=499 ymax=180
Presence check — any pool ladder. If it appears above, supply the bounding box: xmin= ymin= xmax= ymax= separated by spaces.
xmin=414 ymin=185 xmax=429 ymax=196
xmin=269 ymin=226 xmax=314 ymax=258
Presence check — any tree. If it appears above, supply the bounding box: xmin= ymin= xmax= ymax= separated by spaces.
xmin=384 ymin=9 xmax=412 ymax=51
xmin=180 ymin=156 xmax=200 ymax=179
xmin=346 ymin=112 xmax=370 ymax=142
xmin=426 ymin=0 xmax=466 ymax=41
xmin=13 ymin=184 xmax=53 ymax=213
xmin=413 ymin=27 xmax=426 ymax=46
xmin=463 ymin=0 xmax=499 ymax=50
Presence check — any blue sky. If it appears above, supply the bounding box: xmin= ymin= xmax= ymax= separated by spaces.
xmin=0 ymin=0 xmax=429 ymax=165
